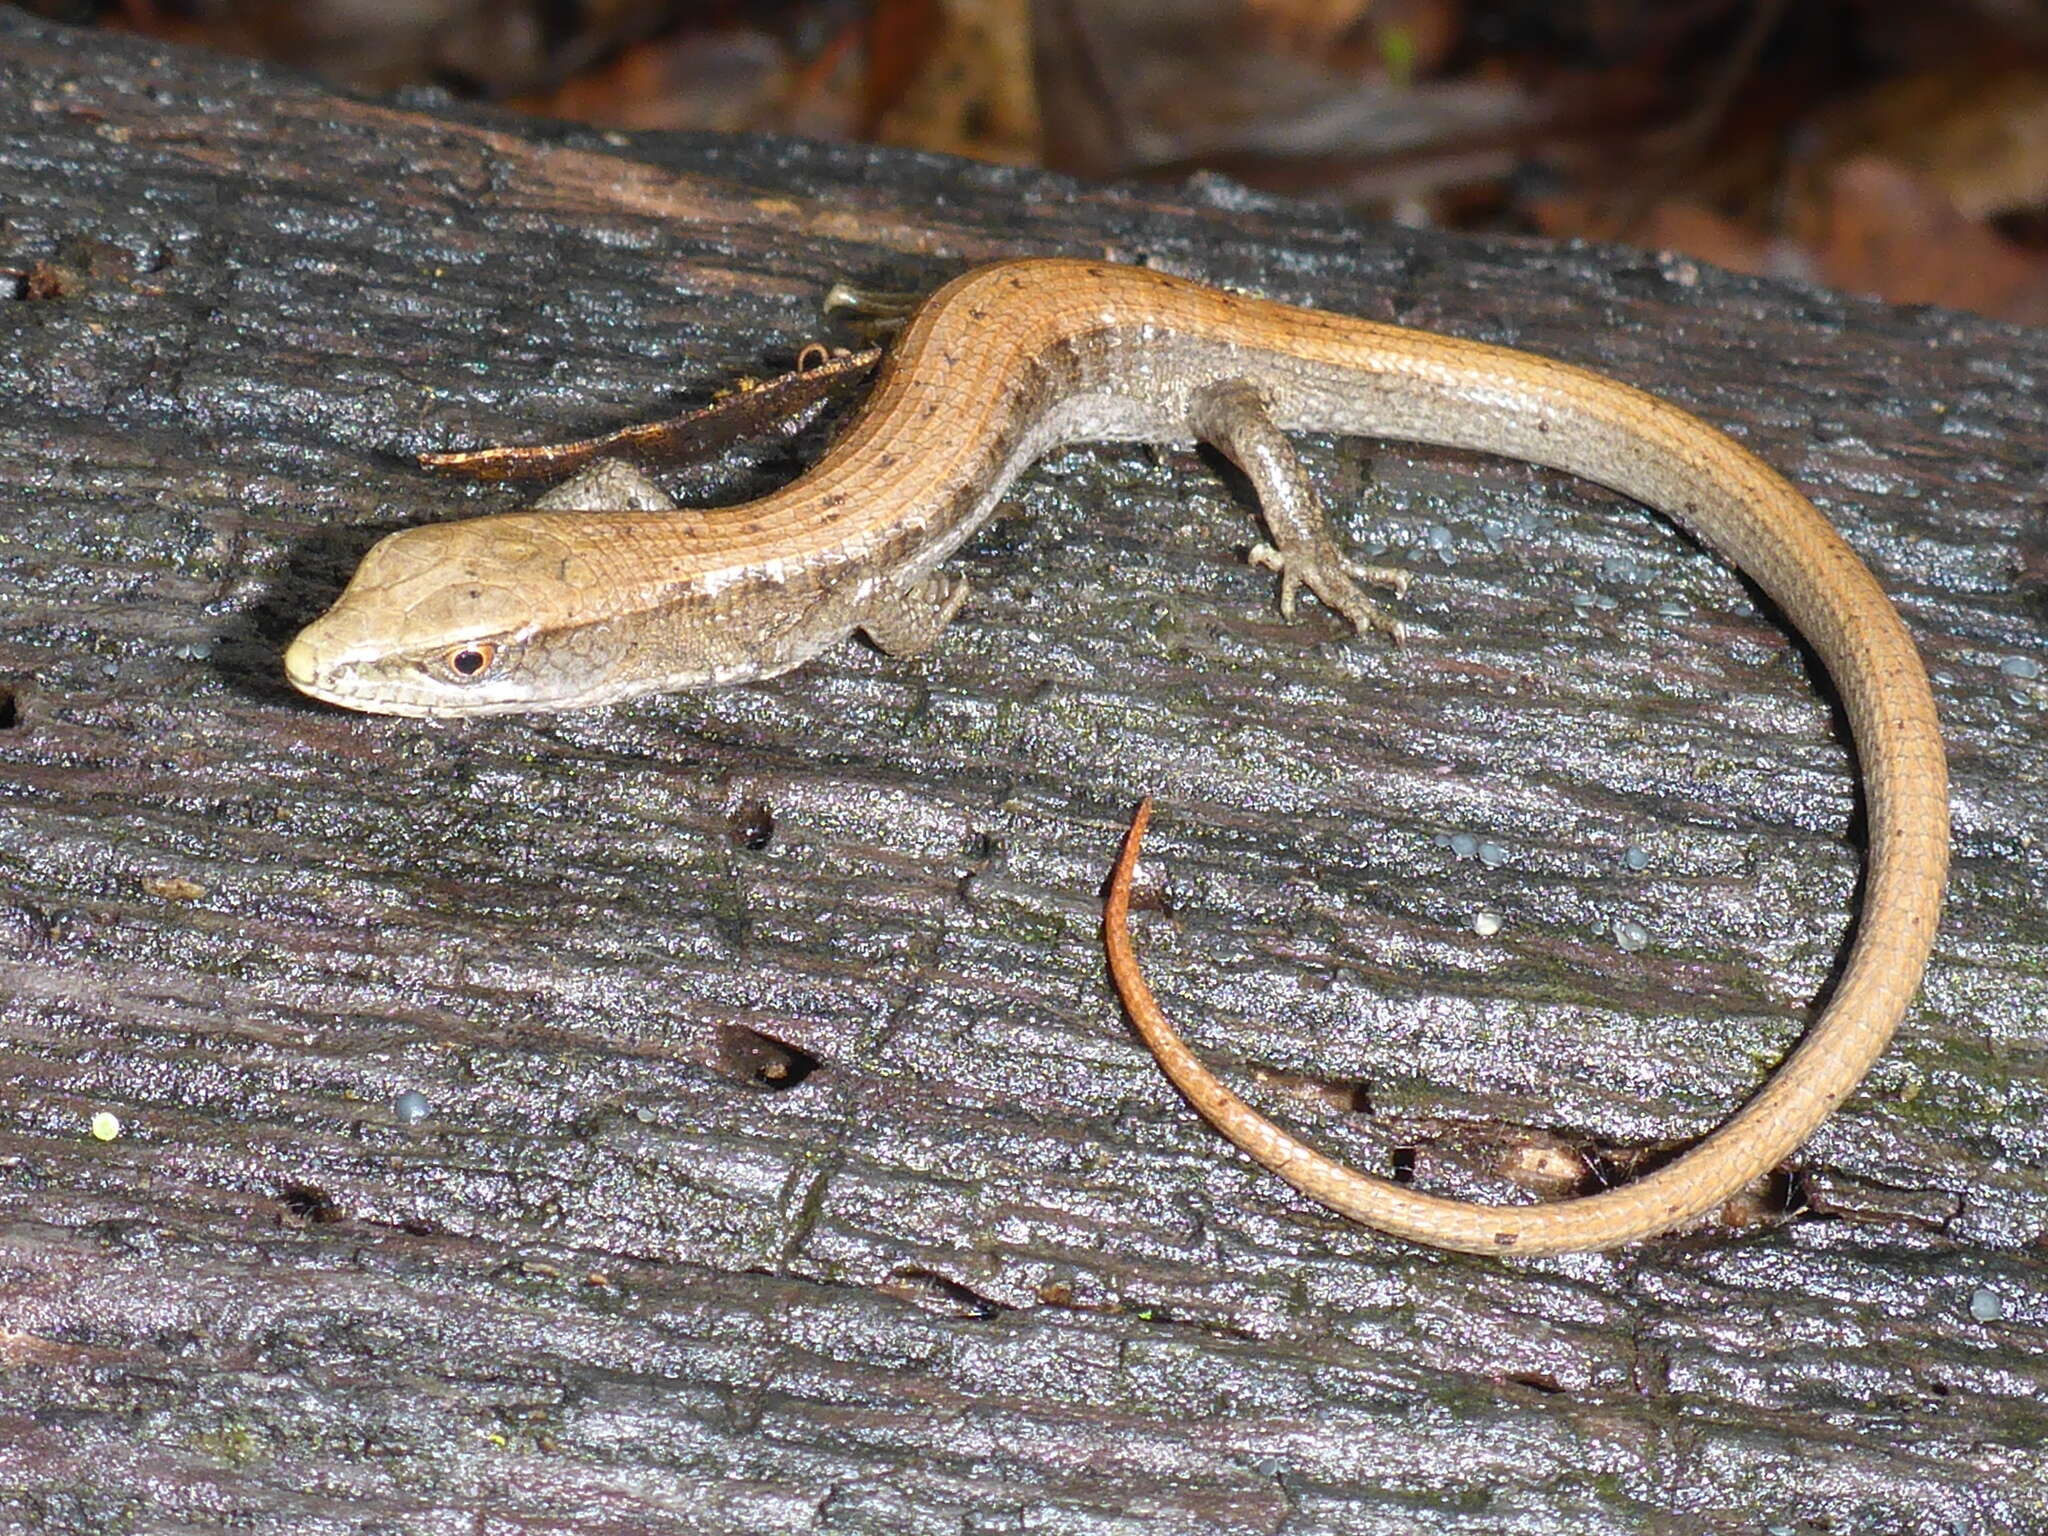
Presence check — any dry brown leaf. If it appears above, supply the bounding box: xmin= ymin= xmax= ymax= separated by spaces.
xmin=870 ymin=0 xmax=1042 ymax=165
xmin=1808 ymin=154 xmax=2048 ymax=325
xmin=1813 ymin=66 xmax=2048 ymax=220
xmin=515 ymin=32 xmax=789 ymax=132
xmin=863 ymin=0 xmax=948 ymax=129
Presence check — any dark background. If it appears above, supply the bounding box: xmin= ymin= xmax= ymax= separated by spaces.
xmin=23 ymin=0 xmax=2048 ymax=322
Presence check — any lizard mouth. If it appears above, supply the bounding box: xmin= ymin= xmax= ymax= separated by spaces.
xmin=281 ymin=632 xmax=321 ymax=693
xmin=282 ymin=621 xmax=385 ymax=712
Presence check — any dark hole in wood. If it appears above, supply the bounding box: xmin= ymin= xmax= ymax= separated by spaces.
xmin=891 ymin=1267 xmax=1007 ymax=1319
xmin=278 ymin=1183 xmax=340 ymax=1227
xmin=717 ymin=1023 xmax=817 ymax=1089
xmin=1773 ymin=1166 xmax=1814 ymax=1218
xmin=727 ymin=800 xmax=774 ymax=850
xmin=0 ymin=688 xmax=17 ymax=730
xmin=1390 ymin=1147 xmax=1417 ymax=1184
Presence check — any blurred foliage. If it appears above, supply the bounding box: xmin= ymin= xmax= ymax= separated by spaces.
xmin=53 ymin=0 xmax=2048 ymax=321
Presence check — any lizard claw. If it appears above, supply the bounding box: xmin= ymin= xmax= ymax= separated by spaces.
xmin=1250 ymin=540 xmax=1409 ymax=641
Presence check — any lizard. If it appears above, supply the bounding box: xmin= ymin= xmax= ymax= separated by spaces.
xmin=285 ymin=257 xmax=1950 ymax=1254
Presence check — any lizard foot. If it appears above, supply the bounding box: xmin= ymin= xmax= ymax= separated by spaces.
xmin=1191 ymin=378 xmax=1410 ymax=643
xmin=1248 ymin=542 xmax=1410 ymax=642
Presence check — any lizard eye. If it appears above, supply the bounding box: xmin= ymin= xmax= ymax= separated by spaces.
xmin=445 ymin=642 xmax=496 ymax=680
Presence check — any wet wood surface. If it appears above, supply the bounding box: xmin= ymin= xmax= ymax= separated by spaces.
xmin=1 ymin=13 xmax=2045 ymax=1534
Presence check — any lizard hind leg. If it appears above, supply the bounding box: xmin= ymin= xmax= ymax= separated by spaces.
xmin=1189 ymin=379 xmax=1410 ymax=642
xmin=860 ymin=569 xmax=971 ymax=657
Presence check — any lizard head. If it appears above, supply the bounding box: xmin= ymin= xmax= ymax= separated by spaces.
xmin=285 ymin=519 xmax=635 ymax=716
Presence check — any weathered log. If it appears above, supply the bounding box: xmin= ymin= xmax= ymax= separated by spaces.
xmin=1 ymin=12 xmax=2044 ymax=1533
